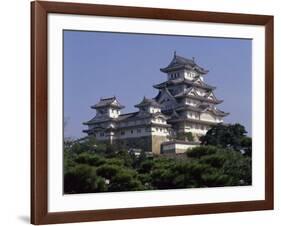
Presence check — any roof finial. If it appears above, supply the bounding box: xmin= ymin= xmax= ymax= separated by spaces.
xmin=174 ymin=50 xmax=177 ymax=57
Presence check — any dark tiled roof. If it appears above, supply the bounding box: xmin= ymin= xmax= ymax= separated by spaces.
xmin=83 ymin=115 xmax=111 ymax=125
xmin=175 ymin=104 xmax=206 ymax=113
xmin=210 ymin=108 xmax=230 ymax=117
xmin=175 ymin=104 xmax=229 ymax=117
xmin=91 ymin=96 xmax=124 ymax=109
xmin=135 ymin=97 xmax=161 ymax=108
xmin=84 ymin=109 xmax=170 ymax=127
xmin=154 ymin=87 xmax=177 ymax=103
xmin=160 ymin=53 xmax=209 ymax=74
xmin=116 ymin=112 xmax=139 ymax=121
xmin=153 ymin=78 xmax=215 ymax=90
xmin=169 ymin=109 xmax=180 ymax=119
xmin=168 ymin=117 xmax=218 ymax=125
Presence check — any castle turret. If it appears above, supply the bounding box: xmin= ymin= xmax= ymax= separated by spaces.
xmin=160 ymin=51 xmax=209 ymax=81
xmin=91 ymin=96 xmax=124 ymax=119
xmin=83 ymin=97 xmax=124 ymax=142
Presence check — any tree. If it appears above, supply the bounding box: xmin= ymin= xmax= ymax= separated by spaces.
xmin=240 ymin=136 xmax=252 ymax=157
xmin=64 ymin=130 xmax=252 ymax=193
xmin=200 ymin=123 xmax=251 ymax=152
xmin=64 ymin=164 xmax=106 ymax=193
xmin=176 ymin=132 xmax=194 ymax=141
xmin=75 ymin=152 xmax=106 ymax=166
xmin=185 ymin=132 xmax=194 ymax=141
xmin=96 ymin=164 xmax=121 ymax=179
xmin=186 ymin=146 xmax=252 ymax=186
xmin=186 ymin=145 xmax=217 ymax=158
xmin=108 ymin=170 xmax=144 ymax=192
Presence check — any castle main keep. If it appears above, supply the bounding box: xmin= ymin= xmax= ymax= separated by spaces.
xmin=83 ymin=53 xmax=229 ymax=154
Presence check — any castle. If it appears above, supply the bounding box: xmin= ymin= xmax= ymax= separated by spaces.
xmin=83 ymin=53 xmax=229 ymax=154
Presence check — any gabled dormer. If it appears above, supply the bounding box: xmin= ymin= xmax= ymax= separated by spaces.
xmin=204 ymin=91 xmax=223 ymax=104
xmin=91 ymin=96 xmax=124 ymax=118
xmin=134 ymin=97 xmax=162 ymax=114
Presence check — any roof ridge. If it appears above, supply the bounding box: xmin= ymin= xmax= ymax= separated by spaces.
xmin=100 ymin=96 xmax=116 ymax=101
xmin=119 ymin=111 xmax=138 ymax=116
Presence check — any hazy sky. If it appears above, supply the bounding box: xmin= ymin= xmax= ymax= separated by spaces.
xmin=64 ymin=30 xmax=252 ymax=139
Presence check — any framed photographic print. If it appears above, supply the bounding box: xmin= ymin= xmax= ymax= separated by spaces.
xmin=31 ymin=1 xmax=274 ymax=225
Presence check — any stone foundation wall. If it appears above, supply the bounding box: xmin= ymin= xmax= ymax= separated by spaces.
xmin=151 ymin=135 xmax=168 ymax=155
xmin=115 ymin=136 xmax=168 ymax=154
xmin=115 ymin=136 xmax=152 ymax=152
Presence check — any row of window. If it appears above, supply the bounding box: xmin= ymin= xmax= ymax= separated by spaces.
xmin=120 ymin=120 xmax=146 ymax=127
xmin=150 ymin=108 xmax=160 ymax=113
xmin=120 ymin=128 xmax=149 ymax=135
xmin=186 ymin=71 xmax=197 ymax=78
xmin=170 ymin=72 xmax=180 ymax=79
xmin=153 ymin=118 xmax=166 ymax=124
xmin=185 ymin=99 xmax=198 ymax=106
xmin=119 ymin=127 xmax=168 ymax=136
xmin=188 ymin=112 xmax=199 ymax=119
xmin=98 ymin=109 xmax=120 ymax=115
xmin=154 ymin=127 xmax=166 ymax=132
xmin=187 ymin=124 xmax=208 ymax=131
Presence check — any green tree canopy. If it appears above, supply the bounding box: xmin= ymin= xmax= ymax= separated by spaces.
xmin=200 ymin=123 xmax=251 ymax=154
xmin=64 ymin=129 xmax=252 ymax=194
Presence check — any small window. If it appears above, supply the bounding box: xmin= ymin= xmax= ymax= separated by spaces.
xmin=121 ymin=131 xmax=125 ymax=135
xmin=100 ymin=132 xmax=104 ymax=137
xmin=131 ymin=130 xmax=134 ymax=134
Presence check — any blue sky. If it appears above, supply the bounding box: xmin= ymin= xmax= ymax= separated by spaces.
xmin=64 ymin=30 xmax=252 ymax=139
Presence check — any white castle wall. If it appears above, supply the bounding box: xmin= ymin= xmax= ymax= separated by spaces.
xmin=162 ymin=142 xmax=199 ymax=154
xmin=200 ymin=112 xmax=223 ymax=123
xmin=184 ymin=70 xmax=198 ymax=80
xmin=108 ymin=108 xmax=120 ymax=118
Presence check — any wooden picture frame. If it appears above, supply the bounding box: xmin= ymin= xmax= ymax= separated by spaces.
xmin=31 ymin=1 xmax=274 ymax=224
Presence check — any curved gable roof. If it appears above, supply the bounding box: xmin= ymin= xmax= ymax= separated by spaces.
xmin=160 ymin=53 xmax=209 ymax=74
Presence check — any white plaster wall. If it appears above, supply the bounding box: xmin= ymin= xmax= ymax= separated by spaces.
xmin=108 ymin=108 xmax=120 ymax=118
xmin=117 ymin=127 xmax=151 ymax=139
xmin=162 ymin=143 xmax=199 ymax=154
xmin=200 ymin=112 xmax=216 ymax=122
xmin=183 ymin=123 xmax=209 ymax=134
xmin=148 ymin=106 xmax=161 ymax=113
xmin=185 ymin=98 xmax=200 ymax=106
xmin=184 ymin=70 xmax=197 ymax=80
xmin=151 ymin=117 xmax=167 ymax=124
xmin=186 ymin=111 xmax=200 ymax=119
xmin=95 ymin=131 xmax=108 ymax=140
xmin=151 ymin=126 xmax=169 ymax=136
